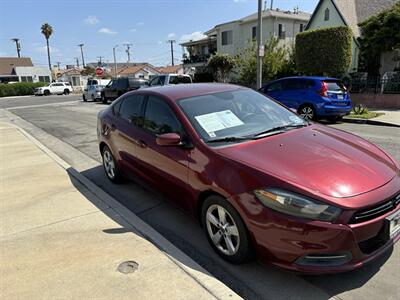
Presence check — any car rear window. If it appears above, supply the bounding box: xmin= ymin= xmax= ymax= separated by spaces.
xmin=325 ymin=81 xmax=346 ymax=91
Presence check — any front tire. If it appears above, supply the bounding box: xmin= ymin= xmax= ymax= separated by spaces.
xmin=44 ymin=90 xmax=50 ymax=96
xmin=101 ymin=93 xmax=107 ymax=104
xmin=83 ymin=94 xmax=87 ymax=101
xmin=102 ymin=145 xmax=122 ymax=183
xmin=201 ymin=195 xmax=252 ymax=264
xmin=64 ymin=89 xmax=70 ymax=95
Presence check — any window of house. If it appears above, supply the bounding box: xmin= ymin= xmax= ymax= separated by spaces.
xmin=221 ymin=30 xmax=233 ymax=45
xmin=252 ymin=26 xmax=257 ymax=40
xmin=300 ymin=23 xmax=304 ymax=32
xmin=119 ymin=94 xmax=145 ymax=125
xmin=278 ymin=24 xmax=286 ymax=39
xmin=324 ymin=8 xmax=330 ymax=21
xmin=143 ymin=96 xmax=182 ymax=135
xmin=39 ymin=76 xmax=50 ymax=83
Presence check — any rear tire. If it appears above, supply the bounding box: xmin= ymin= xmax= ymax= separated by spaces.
xmin=102 ymin=145 xmax=122 ymax=183
xmin=298 ymin=104 xmax=316 ymax=120
xmin=101 ymin=94 xmax=107 ymax=104
xmin=91 ymin=94 xmax=95 ymax=101
xmin=64 ymin=89 xmax=70 ymax=95
xmin=44 ymin=90 xmax=50 ymax=96
xmin=201 ymin=195 xmax=253 ymax=264
xmin=83 ymin=95 xmax=87 ymax=101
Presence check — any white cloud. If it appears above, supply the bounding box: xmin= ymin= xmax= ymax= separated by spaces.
xmin=137 ymin=22 xmax=144 ymax=26
xmin=179 ymin=31 xmax=207 ymax=43
xmin=98 ymin=27 xmax=117 ymax=34
xmin=167 ymin=33 xmax=176 ymax=39
xmin=84 ymin=15 xmax=99 ymax=25
xmin=130 ymin=28 xmax=137 ymax=32
xmin=35 ymin=46 xmax=60 ymax=54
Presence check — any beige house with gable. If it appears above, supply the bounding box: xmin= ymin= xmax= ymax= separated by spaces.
xmin=306 ymin=0 xmax=399 ymax=73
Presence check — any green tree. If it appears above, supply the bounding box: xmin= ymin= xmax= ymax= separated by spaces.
xmin=235 ymin=37 xmax=291 ymax=86
xmin=80 ymin=66 xmax=96 ymax=76
xmin=41 ymin=23 xmax=53 ymax=71
xmin=207 ymin=53 xmax=236 ymax=82
xmin=358 ymin=2 xmax=400 ymax=73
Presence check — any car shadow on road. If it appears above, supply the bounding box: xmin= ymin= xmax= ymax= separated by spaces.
xmin=68 ymin=165 xmax=396 ymax=299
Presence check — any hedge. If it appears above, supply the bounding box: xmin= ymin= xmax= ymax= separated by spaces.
xmin=0 ymin=82 xmax=47 ymax=97
xmin=295 ymin=26 xmax=352 ymax=77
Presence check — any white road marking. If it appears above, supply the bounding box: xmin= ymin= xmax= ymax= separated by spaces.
xmin=6 ymin=100 xmax=81 ymax=110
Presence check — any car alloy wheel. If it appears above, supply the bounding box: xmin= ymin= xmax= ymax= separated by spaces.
xmin=299 ymin=105 xmax=315 ymax=120
xmin=206 ymin=204 xmax=240 ymax=256
xmin=202 ymin=196 xmax=252 ymax=263
xmin=102 ymin=145 xmax=122 ymax=183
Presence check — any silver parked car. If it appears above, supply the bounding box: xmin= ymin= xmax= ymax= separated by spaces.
xmin=83 ymin=85 xmax=105 ymax=101
xmin=148 ymin=74 xmax=192 ymax=87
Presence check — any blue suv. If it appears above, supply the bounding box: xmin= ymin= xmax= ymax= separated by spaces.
xmin=259 ymin=76 xmax=352 ymax=121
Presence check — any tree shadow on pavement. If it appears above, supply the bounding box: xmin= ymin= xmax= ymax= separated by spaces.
xmin=67 ymin=165 xmax=396 ymax=300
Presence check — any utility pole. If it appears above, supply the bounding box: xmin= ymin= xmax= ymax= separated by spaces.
xmin=270 ymin=0 xmax=273 ymax=9
xmin=56 ymin=61 xmax=61 ymax=69
xmin=97 ymin=56 xmax=104 ymax=66
xmin=113 ymin=45 xmax=118 ymax=76
xmin=11 ymin=38 xmax=21 ymax=58
xmin=78 ymin=44 xmax=85 ymax=67
xmin=123 ymin=43 xmax=133 ymax=64
xmin=75 ymin=57 xmax=80 ymax=68
xmin=256 ymin=0 xmax=264 ymax=89
xmin=167 ymin=40 xmax=176 ymax=66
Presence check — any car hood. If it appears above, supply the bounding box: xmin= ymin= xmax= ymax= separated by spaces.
xmin=215 ymin=125 xmax=398 ymax=198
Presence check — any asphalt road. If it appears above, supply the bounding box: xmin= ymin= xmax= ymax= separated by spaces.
xmin=2 ymin=95 xmax=399 ymax=300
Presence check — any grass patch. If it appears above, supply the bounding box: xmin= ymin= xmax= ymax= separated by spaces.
xmin=346 ymin=112 xmax=385 ymax=119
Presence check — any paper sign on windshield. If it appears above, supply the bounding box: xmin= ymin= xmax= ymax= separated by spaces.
xmin=194 ymin=110 xmax=244 ymax=136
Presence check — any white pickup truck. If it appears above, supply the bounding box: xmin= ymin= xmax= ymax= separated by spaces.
xmin=34 ymin=82 xmax=73 ymax=96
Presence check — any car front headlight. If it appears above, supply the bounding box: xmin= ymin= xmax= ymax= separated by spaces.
xmin=254 ymin=189 xmax=341 ymax=222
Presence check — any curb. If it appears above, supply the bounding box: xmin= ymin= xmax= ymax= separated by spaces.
xmin=11 ymin=123 xmax=240 ymax=300
xmin=342 ymin=118 xmax=400 ymax=128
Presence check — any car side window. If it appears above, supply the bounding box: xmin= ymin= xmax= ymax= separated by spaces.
xmin=119 ymin=94 xmax=145 ymax=125
xmin=149 ymin=77 xmax=160 ymax=86
xmin=118 ymin=79 xmax=128 ymax=89
xmin=159 ymin=76 xmax=166 ymax=85
xmin=267 ymin=82 xmax=282 ymax=92
xmin=143 ymin=96 xmax=182 ymax=135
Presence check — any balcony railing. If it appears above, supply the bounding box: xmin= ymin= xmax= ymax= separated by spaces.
xmin=182 ymin=52 xmax=216 ymax=65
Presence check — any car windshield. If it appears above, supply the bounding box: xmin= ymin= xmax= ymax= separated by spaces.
xmin=178 ymin=89 xmax=307 ymax=143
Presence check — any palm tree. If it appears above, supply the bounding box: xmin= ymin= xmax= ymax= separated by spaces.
xmin=41 ymin=23 xmax=53 ymax=71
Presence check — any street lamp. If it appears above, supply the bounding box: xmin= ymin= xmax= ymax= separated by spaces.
xmin=113 ymin=45 xmax=118 ymax=76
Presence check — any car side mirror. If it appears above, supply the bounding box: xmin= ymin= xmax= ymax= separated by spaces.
xmin=156 ymin=133 xmax=181 ymax=146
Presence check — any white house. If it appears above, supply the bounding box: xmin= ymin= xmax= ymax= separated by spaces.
xmin=205 ymin=8 xmax=310 ymax=56
xmin=13 ymin=66 xmax=51 ymax=83
xmin=115 ymin=64 xmax=160 ymax=80
xmin=306 ymin=0 xmax=398 ymax=73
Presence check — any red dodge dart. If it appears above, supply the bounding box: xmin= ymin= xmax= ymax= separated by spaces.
xmin=97 ymin=83 xmax=400 ymax=273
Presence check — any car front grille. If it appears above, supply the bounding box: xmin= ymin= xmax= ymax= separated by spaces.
xmin=358 ymin=221 xmax=390 ymax=254
xmin=350 ymin=194 xmax=400 ymax=224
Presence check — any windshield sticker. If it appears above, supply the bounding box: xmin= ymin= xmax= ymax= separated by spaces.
xmin=195 ymin=110 xmax=244 ymax=136
xmin=289 ymin=115 xmax=303 ymax=124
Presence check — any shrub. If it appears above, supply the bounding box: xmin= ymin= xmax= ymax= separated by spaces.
xmin=0 ymin=82 xmax=47 ymax=97
xmin=295 ymin=26 xmax=352 ymax=77
xmin=208 ymin=53 xmax=236 ymax=82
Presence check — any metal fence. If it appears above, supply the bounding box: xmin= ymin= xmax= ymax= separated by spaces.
xmin=345 ymin=73 xmax=400 ymax=94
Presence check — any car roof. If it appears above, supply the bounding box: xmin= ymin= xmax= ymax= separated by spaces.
xmin=140 ymin=83 xmax=246 ymax=101
xmin=266 ymin=76 xmax=339 ymax=84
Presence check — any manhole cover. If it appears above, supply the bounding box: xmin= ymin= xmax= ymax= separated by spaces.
xmin=117 ymin=261 xmax=139 ymax=274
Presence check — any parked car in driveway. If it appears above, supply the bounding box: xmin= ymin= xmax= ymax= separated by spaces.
xmin=83 ymin=84 xmax=105 ymax=101
xmin=34 ymin=82 xmax=73 ymax=96
xmin=101 ymin=77 xmax=148 ymax=104
xmin=259 ymin=76 xmax=352 ymax=121
xmin=149 ymin=74 xmax=192 ymax=87
xmin=97 ymin=83 xmax=400 ymax=273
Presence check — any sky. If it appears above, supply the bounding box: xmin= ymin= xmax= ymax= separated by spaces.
xmin=0 ymin=0 xmax=319 ymax=68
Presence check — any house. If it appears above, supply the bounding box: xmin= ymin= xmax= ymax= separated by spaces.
xmin=155 ymin=64 xmax=185 ymax=75
xmin=205 ymin=8 xmax=310 ymax=56
xmin=115 ymin=64 xmax=160 ymax=80
xmin=306 ymin=0 xmax=398 ymax=73
xmin=180 ymin=8 xmax=310 ymax=73
xmin=58 ymin=67 xmax=87 ymax=91
xmin=0 ymin=57 xmax=51 ymax=83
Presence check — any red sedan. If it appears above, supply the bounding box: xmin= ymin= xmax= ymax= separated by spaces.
xmin=97 ymin=83 xmax=400 ymax=273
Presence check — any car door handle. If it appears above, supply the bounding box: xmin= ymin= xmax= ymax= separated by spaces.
xmin=137 ymin=139 xmax=147 ymax=148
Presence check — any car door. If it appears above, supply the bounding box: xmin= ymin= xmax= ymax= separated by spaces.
xmin=111 ymin=94 xmax=146 ymax=176
xmin=133 ymin=95 xmax=192 ymax=211
xmin=264 ymin=81 xmax=284 ymax=103
xmin=280 ymin=79 xmax=305 ymax=109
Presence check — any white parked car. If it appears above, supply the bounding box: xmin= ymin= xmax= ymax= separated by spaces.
xmin=34 ymin=82 xmax=73 ymax=96
xmin=83 ymin=84 xmax=105 ymax=101
xmin=148 ymin=74 xmax=192 ymax=87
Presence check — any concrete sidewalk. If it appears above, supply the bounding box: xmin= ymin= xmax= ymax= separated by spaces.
xmin=372 ymin=110 xmax=400 ymax=127
xmin=0 ymin=122 xmax=239 ymax=300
